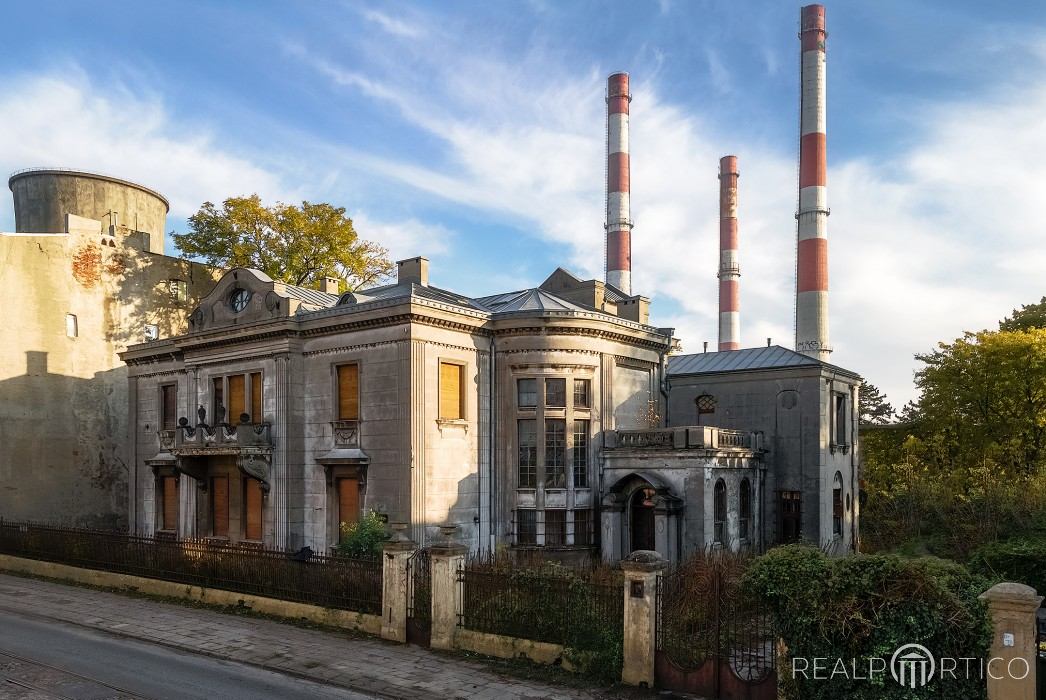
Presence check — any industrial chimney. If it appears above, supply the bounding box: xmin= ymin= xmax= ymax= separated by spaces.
xmin=606 ymin=72 xmax=632 ymax=295
xmin=795 ymin=4 xmax=831 ymax=361
xmin=718 ymin=155 xmax=741 ymax=351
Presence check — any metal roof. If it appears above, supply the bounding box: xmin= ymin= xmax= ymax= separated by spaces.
xmin=668 ymin=345 xmax=860 ymax=378
xmin=278 ymin=283 xmax=340 ymax=310
xmin=474 ymin=288 xmax=591 ymax=313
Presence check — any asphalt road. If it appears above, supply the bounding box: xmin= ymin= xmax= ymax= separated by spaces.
xmin=0 ymin=608 xmax=378 ymax=699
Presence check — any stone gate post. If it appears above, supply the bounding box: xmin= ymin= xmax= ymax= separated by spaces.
xmin=620 ymin=550 xmax=667 ymax=687
xmin=381 ymin=527 xmax=415 ymax=643
xmin=979 ymin=582 xmax=1042 ymax=700
xmin=430 ymin=541 xmax=467 ymax=651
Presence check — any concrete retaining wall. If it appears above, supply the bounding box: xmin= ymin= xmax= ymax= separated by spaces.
xmin=0 ymin=554 xmax=381 ymax=636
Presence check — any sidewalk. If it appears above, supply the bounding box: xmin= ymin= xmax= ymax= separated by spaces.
xmin=0 ymin=572 xmax=643 ymax=700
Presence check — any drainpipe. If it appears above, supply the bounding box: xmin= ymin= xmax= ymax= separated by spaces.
xmin=488 ymin=333 xmax=497 ymax=553
xmin=850 ymin=382 xmax=858 ymax=552
xmin=659 ymin=328 xmax=673 ymax=426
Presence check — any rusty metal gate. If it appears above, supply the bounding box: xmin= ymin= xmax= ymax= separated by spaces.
xmin=655 ymin=557 xmax=776 ymax=699
xmin=406 ymin=548 xmax=431 ymax=647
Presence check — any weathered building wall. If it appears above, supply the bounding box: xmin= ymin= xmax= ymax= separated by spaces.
xmin=9 ymin=170 xmax=168 ymax=253
xmin=0 ymin=204 xmax=216 ymax=528
xmin=667 ymin=365 xmax=859 ymax=552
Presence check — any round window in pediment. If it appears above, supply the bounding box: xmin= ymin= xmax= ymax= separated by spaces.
xmin=229 ymin=288 xmax=251 ymax=313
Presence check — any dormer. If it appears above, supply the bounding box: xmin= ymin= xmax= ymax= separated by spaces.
xmin=187 ymin=268 xmax=338 ymax=332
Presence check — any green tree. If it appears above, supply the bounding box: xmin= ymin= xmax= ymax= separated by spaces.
xmin=1000 ymin=295 xmax=1046 ymax=331
xmin=914 ymin=328 xmax=1046 ymax=476
xmin=172 ymin=195 xmax=394 ymax=290
xmin=858 ymin=381 xmax=896 ymax=425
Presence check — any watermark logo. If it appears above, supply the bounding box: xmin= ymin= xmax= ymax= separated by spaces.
xmin=890 ymin=644 xmax=935 ymax=688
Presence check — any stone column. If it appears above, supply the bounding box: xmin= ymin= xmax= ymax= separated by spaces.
xmin=430 ymin=542 xmax=467 ymax=651
xmin=620 ymin=550 xmax=667 ymax=687
xmin=381 ymin=531 xmax=415 ymax=644
xmin=979 ymin=582 xmax=1042 ymax=700
xmin=271 ymin=354 xmax=289 ymax=549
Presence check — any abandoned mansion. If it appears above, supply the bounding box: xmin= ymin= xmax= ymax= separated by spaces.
xmin=3 ymin=45 xmax=860 ymax=561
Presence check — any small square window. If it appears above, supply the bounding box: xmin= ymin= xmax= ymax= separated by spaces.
xmin=144 ymin=324 xmax=159 ymax=342
xmin=517 ymin=378 xmax=537 ymax=408
xmin=545 ymin=378 xmax=566 ymax=408
xmin=65 ymin=314 xmax=78 ymax=338
xmin=168 ymin=279 xmax=188 ymax=302
xmin=573 ymin=379 xmax=590 ymax=409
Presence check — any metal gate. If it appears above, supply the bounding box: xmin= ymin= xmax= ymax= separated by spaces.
xmin=655 ymin=557 xmax=776 ymax=699
xmin=406 ymin=548 xmax=431 ymax=647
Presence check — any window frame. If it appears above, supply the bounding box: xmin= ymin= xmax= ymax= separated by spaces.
xmin=335 ymin=363 xmax=360 ymax=421
xmin=572 ymin=379 xmax=591 ymax=409
xmin=739 ymin=478 xmax=751 ymax=542
xmin=544 ymin=509 xmax=567 ymax=547
xmin=517 ymin=378 xmax=537 ymax=409
xmin=210 ymin=371 xmax=264 ymax=424
xmin=544 ymin=418 xmax=566 ymax=488
xmin=516 ymin=509 xmax=537 ymax=545
xmin=572 ymin=419 xmax=589 ymax=488
xmin=544 ymin=378 xmax=566 ymax=409
xmin=438 ymin=360 xmax=466 ymax=421
xmin=713 ymin=478 xmax=727 ymax=545
xmin=517 ymin=419 xmax=537 ymax=488
xmin=159 ymin=383 xmax=178 ymax=431
xmin=573 ymin=508 xmax=594 ymax=546
xmin=832 ymin=472 xmax=844 ymax=537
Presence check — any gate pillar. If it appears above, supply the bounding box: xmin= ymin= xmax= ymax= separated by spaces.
xmin=381 ymin=528 xmax=416 ymax=644
xmin=980 ymin=582 xmax=1042 ymax=700
xmin=620 ymin=549 xmax=667 ymax=687
xmin=430 ymin=542 xmax=466 ymax=651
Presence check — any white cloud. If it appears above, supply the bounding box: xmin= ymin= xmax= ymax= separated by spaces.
xmin=291 ymin=33 xmax=1046 ymax=408
xmin=351 ymin=212 xmax=453 ymax=261
xmin=360 ymin=8 xmax=423 ymax=38
xmin=0 ymin=70 xmax=293 ymax=228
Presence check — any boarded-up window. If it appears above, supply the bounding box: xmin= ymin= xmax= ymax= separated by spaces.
xmin=212 ymin=378 xmax=224 ymax=422
xmin=244 ymin=478 xmax=263 ymax=541
xmin=161 ymin=476 xmax=178 ymax=531
xmin=439 ymin=362 xmax=463 ymax=420
xmin=337 ymin=478 xmax=360 ymax=541
xmin=211 ymin=476 xmax=229 ymax=538
xmin=337 ymin=364 xmax=359 ymax=420
xmin=161 ymin=385 xmax=178 ymax=430
xmin=228 ymin=374 xmax=246 ymax=423
xmin=250 ymin=372 xmax=262 ymax=422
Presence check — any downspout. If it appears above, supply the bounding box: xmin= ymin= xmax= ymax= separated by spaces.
xmin=659 ymin=328 xmax=673 ymax=425
xmin=850 ymin=382 xmax=858 ymax=553
xmin=488 ymin=333 xmax=497 ymax=553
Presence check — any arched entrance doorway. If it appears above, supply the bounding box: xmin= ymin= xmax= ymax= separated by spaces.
xmin=630 ymin=486 xmax=657 ymax=552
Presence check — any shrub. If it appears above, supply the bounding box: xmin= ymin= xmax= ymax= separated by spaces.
xmin=968 ymin=536 xmax=1046 ymax=595
xmin=744 ymin=545 xmax=992 ymax=700
xmin=334 ymin=511 xmax=387 ymax=558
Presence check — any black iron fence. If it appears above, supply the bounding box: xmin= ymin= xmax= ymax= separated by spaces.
xmin=0 ymin=520 xmax=381 ymax=615
xmin=458 ymin=562 xmax=623 ymax=647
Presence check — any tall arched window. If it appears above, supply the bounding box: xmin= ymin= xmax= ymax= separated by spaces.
xmin=739 ymin=478 xmax=751 ymax=542
xmin=713 ymin=479 xmax=727 ymax=544
xmin=832 ymin=472 xmax=844 ymax=537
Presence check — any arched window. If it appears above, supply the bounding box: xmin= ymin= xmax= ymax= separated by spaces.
xmin=739 ymin=479 xmax=751 ymax=542
xmin=832 ymin=472 xmax=844 ymax=537
xmin=713 ymin=479 xmax=727 ymax=544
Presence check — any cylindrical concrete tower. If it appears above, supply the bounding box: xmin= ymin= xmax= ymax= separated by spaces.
xmin=795 ymin=5 xmax=831 ymax=360
xmin=8 ymin=168 xmax=169 ymax=254
xmin=605 ymin=72 xmax=633 ymax=295
xmin=718 ymin=155 xmax=740 ymax=351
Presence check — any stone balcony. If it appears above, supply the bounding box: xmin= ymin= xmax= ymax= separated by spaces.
xmin=607 ymin=425 xmax=761 ymax=453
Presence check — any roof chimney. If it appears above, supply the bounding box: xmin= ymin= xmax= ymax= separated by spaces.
xmin=795 ymin=4 xmax=831 ymax=361
xmin=321 ymin=276 xmax=340 ymax=294
xmin=397 ymin=256 xmax=429 ymax=286
xmin=718 ymin=155 xmax=741 ymax=351
xmin=605 ymin=72 xmax=633 ymax=295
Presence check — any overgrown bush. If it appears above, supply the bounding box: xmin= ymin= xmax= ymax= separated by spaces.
xmin=334 ymin=511 xmax=387 ymax=558
xmin=968 ymin=536 xmax=1046 ymax=595
xmin=744 ymin=545 xmax=992 ymax=700
xmin=462 ymin=556 xmax=623 ymax=683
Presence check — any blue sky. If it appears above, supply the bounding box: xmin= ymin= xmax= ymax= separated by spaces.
xmin=3 ymin=1 xmax=1046 ymax=406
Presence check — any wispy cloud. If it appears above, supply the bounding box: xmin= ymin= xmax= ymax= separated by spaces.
xmin=359 ymin=8 xmax=423 ymax=38
xmin=289 ymin=24 xmax=1046 ymax=406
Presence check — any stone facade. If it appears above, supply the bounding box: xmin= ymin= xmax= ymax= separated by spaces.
xmin=0 ymin=172 xmax=217 ymax=528
xmin=123 ymin=259 xmax=861 ymax=561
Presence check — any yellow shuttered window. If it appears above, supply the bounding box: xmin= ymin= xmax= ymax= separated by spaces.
xmin=228 ymin=374 xmax=246 ymax=423
xmin=439 ymin=362 xmax=463 ymax=420
xmin=250 ymin=372 xmax=262 ymax=422
xmin=337 ymin=364 xmax=359 ymax=420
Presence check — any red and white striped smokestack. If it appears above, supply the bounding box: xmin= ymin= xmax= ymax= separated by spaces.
xmin=795 ymin=4 xmax=831 ymax=361
xmin=606 ymin=72 xmax=632 ymax=295
xmin=718 ymin=155 xmax=740 ymax=351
